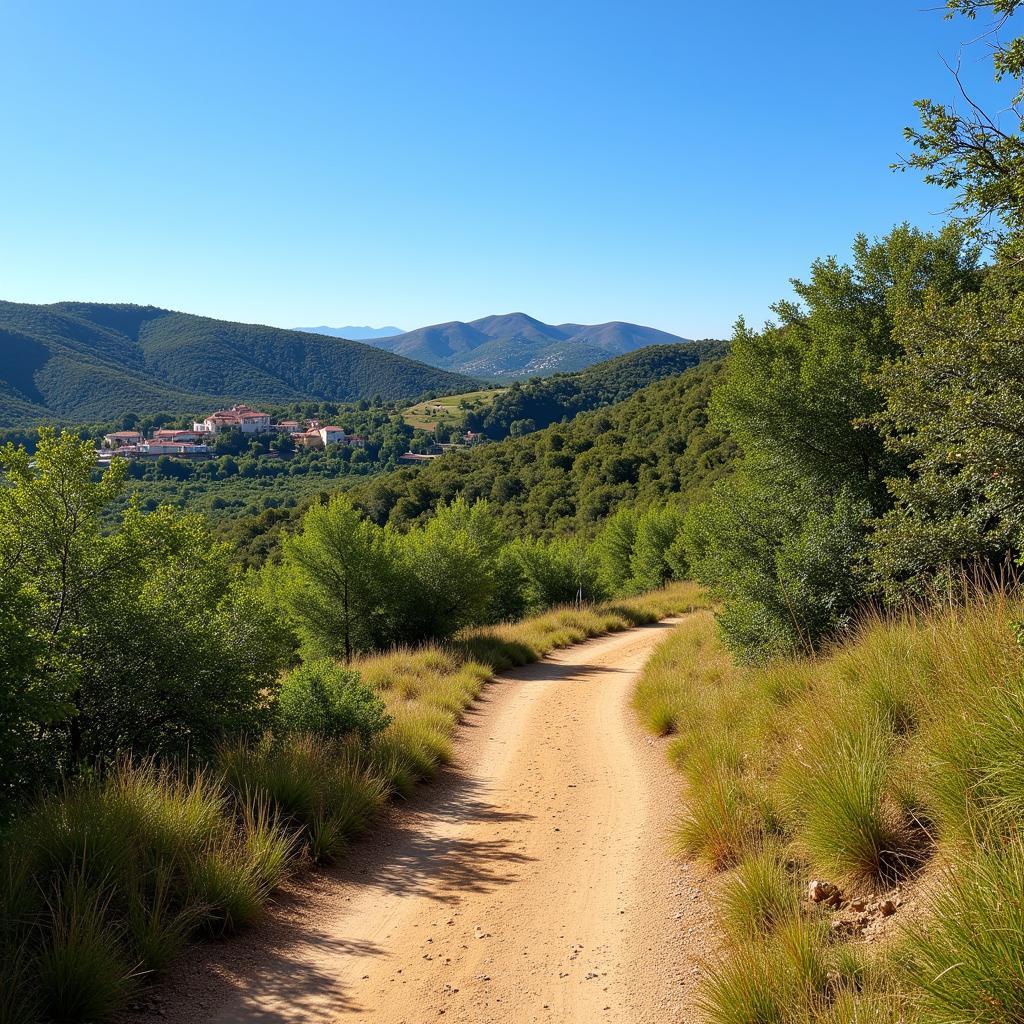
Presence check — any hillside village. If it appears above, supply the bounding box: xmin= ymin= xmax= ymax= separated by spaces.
xmin=96 ymin=402 xmax=485 ymax=466
xmin=97 ymin=404 xmax=368 ymax=464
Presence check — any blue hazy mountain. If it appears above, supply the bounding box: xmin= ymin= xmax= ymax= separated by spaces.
xmin=356 ymin=313 xmax=691 ymax=379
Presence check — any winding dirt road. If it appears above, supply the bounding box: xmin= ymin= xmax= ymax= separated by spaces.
xmin=144 ymin=619 xmax=717 ymax=1024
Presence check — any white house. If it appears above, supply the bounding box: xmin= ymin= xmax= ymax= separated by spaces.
xmin=319 ymin=425 xmax=347 ymax=446
xmin=193 ymin=405 xmax=273 ymax=435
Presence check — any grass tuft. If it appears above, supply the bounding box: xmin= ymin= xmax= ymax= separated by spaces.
xmin=782 ymin=718 xmax=922 ymax=886
xmin=902 ymin=833 xmax=1024 ymax=1023
xmin=36 ymin=871 xmax=135 ymax=1022
xmin=718 ymin=842 xmax=801 ymax=941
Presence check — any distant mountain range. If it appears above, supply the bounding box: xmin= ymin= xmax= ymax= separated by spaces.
xmin=296 ymin=325 xmax=404 ymax=341
xmin=332 ymin=313 xmax=692 ymax=378
xmin=0 ymin=302 xmax=478 ymax=426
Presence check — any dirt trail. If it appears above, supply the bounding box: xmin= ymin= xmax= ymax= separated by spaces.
xmin=144 ymin=619 xmax=717 ymax=1024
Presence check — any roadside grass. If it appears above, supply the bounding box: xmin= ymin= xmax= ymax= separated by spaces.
xmin=459 ymin=582 xmax=709 ymax=670
xmin=635 ymin=588 xmax=1024 ymax=1023
xmin=0 ymin=761 xmax=293 ymax=1020
xmin=0 ymin=581 xmax=699 ymax=1023
xmin=219 ymin=736 xmax=389 ymax=863
xmin=718 ymin=841 xmax=801 ymax=942
xmin=901 ymin=833 xmax=1024 ymax=1023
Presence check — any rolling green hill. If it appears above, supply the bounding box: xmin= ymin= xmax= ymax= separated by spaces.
xmin=0 ymin=301 xmax=480 ymax=425
xmin=348 ymin=358 xmax=736 ymax=538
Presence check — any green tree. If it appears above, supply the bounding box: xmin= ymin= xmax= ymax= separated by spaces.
xmin=510 ymin=536 xmax=606 ymax=611
xmin=396 ymin=498 xmax=504 ymax=640
xmin=0 ymin=431 xmax=288 ymax=795
xmin=870 ymin=271 xmax=1024 ymax=593
xmin=685 ymin=475 xmax=870 ymax=660
xmin=278 ymin=494 xmax=398 ymax=661
xmin=0 ymin=571 xmax=49 ymax=810
xmin=628 ymin=505 xmax=683 ymax=592
xmin=0 ymin=430 xmax=128 ymax=766
xmin=684 ymin=227 xmax=979 ymax=658
xmin=597 ymin=507 xmax=637 ymax=592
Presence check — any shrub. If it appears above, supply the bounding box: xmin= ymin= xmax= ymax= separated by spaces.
xmin=276 ymin=659 xmax=390 ymax=743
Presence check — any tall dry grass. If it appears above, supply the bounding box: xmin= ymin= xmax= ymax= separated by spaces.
xmin=635 ymin=588 xmax=1024 ymax=1023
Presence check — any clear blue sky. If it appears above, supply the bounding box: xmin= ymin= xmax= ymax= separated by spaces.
xmin=0 ymin=1 xmax=1006 ymax=338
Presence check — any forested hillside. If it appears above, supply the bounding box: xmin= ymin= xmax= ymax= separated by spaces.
xmin=462 ymin=339 xmax=726 ymax=440
xmin=0 ymin=301 xmax=479 ymax=424
xmin=349 ymin=359 xmax=734 ymax=536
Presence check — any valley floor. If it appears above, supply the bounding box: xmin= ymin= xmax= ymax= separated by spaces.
xmin=133 ymin=619 xmax=716 ymax=1024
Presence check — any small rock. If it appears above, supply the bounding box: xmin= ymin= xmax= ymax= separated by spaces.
xmin=807 ymin=879 xmax=842 ymax=906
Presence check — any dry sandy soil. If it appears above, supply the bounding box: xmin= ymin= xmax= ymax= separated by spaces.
xmin=132 ymin=618 xmax=718 ymax=1024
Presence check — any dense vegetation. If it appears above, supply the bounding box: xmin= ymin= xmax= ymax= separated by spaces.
xmin=0 ymin=301 xmax=479 ymax=425
xmin=0 ymin=342 xmax=724 ymax=567
xmin=627 ymin=5 xmax=1024 ymax=1020
xmin=5 ymin=1 xmax=1024 ymax=1017
xmin=349 ymin=359 xmax=734 ymax=537
xmin=636 ymin=589 xmax=1024 ymax=1023
xmin=676 ymin=1 xmax=1024 ymax=664
xmin=461 ymin=339 xmax=726 ymax=440
xmin=0 ymin=426 xmax=701 ymax=1020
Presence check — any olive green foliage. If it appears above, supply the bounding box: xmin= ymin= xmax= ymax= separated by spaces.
xmin=275 ymin=660 xmax=390 ymax=743
xmin=684 ymin=225 xmax=981 ymax=659
xmin=871 ymin=269 xmax=1024 ymax=595
xmin=351 ymin=359 xmax=734 ymax=538
xmin=276 ymin=494 xmax=400 ymax=661
xmin=398 ymin=496 xmax=509 ymax=638
xmin=0 ymin=430 xmax=291 ymax=807
xmin=276 ymin=494 xmax=514 ymax=659
xmin=463 ymin=340 xmax=726 ymax=441
xmin=862 ymin=0 xmax=1024 ymax=596
xmin=506 ymin=535 xmax=607 ymax=610
xmin=596 ymin=503 xmax=685 ymax=595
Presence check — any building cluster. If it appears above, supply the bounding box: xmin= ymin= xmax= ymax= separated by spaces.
xmin=97 ymin=404 xmax=367 ymax=464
